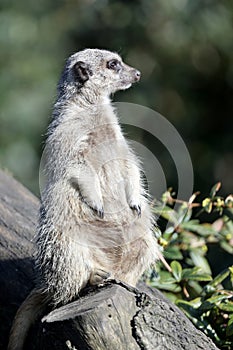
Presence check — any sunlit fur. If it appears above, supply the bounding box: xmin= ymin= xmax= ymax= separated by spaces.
xmin=8 ymin=49 xmax=159 ymax=350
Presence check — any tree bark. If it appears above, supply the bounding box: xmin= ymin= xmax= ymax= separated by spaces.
xmin=0 ymin=169 xmax=220 ymax=350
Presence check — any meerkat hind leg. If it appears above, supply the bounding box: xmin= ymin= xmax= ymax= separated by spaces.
xmin=89 ymin=268 xmax=111 ymax=286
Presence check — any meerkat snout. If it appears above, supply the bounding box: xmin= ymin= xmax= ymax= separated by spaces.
xmin=132 ymin=69 xmax=141 ymax=82
xmin=105 ymin=57 xmax=141 ymax=90
xmin=106 ymin=57 xmax=141 ymax=84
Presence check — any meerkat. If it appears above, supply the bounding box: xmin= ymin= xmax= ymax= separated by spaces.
xmin=8 ymin=48 xmax=160 ymax=350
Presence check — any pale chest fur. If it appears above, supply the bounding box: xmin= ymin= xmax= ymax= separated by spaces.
xmin=43 ymin=103 xmax=142 ymax=223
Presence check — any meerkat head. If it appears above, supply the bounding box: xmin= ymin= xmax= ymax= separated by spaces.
xmin=58 ymin=49 xmax=141 ymax=101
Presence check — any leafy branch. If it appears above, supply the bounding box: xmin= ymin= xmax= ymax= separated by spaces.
xmin=147 ymin=183 xmax=233 ymax=349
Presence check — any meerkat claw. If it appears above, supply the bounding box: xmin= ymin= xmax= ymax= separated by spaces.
xmin=95 ymin=207 xmax=104 ymax=219
xmin=130 ymin=204 xmax=141 ymax=217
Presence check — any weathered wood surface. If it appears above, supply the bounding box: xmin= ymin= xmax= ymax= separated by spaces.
xmin=0 ymin=170 xmax=38 ymax=350
xmin=0 ymin=169 xmax=220 ymax=350
xmin=25 ymin=281 xmax=220 ymax=350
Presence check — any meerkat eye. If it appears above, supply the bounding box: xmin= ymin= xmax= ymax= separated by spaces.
xmin=107 ymin=59 xmax=121 ymax=72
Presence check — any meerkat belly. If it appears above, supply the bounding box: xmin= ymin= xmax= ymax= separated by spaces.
xmin=99 ymin=160 xmax=129 ymax=216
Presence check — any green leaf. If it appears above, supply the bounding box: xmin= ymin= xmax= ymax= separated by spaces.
xmin=189 ymin=273 xmax=212 ymax=282
xmin=187 ymin=273 xmax=212 ymax=282
xmin=199 ymin=300 xmax=216 ymax=312
xmin=220 ymin=240 xmax=233 ymax=254
xmin=223 ymin=208 xmax=233 ymax=221
xmin=164 ymin=246 xmax=183 ymax=260
xmin=155 ymin=205 xmax=179 ymax=225
xmin=182 ymin=266 xmax=212 ymax=282
xmin=210 ymin=182 xmax=221 ymax=198
xmin=187 ymin=280 xmax=203 ymax=294
xmin=176 ymin=300 xmax=200 ymax=318
xmin=218 ymin=302 xmax=233 ymax=312
xmin=200 ymin=294 xmax=232 ymax=312
xmin=150 ymin=281 xmax=181 ymax=293
xmin=164 ymin=226 xmax=175 ymax=235
xmin=202 ymin=198 xmax=213 ymax=213
xmin=207 ymin=269 xmax=230 ymax=288
xmin=158 ymin=275 xmax=178 ymax=285
xmin=190 ymin=249 xmax=212 ymax=274
xmin=161 ymin=292 xmax=179 ymax=303
xmin=206 ymin=294 xmax=230 ymax=304
xmin=181 ymin=219 xmax=200 ymax=226
xmin=225 ymin=218 xmax=233 ymax=232
xmin=182 ymin=266 xmax=201 ymax=279
xmin=227 ymin=316 xmax=233 ymax=337
xmin=171 ymin=261 xmax=182 ymax=282
xmin=158 ymin=270 xmax=175 ymax=281
xmin=181 ymin=221 xmax=216 ymax=237
xmin=152 ymin=271 xmax=181 ymax=291
xmin=153 ymin=205 xmax=176 ymax=223
xmin=184 ymin=297 xmax=202 ymax=308
xmin=230 ymin=266 xmax=233 ymax=286
xmin=225 ymin=194 xmax=233 ymax=208
xmin=177 ymin=203 xmax=191 ymax=223
xmin=182 ymin=207 xmax=193 ymax=223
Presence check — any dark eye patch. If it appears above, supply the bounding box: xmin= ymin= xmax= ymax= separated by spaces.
xmin=106 ymin=59 xmax=122 ymax=72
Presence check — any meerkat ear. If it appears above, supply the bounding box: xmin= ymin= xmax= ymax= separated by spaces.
xmin=73 ymin=61 xmax=92 ymax=87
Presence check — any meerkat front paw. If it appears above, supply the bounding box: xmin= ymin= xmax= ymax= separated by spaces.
xmin=129 ymin=201 xmax=141 ymax=217
xmin=90 ymin=204 xmax=104 ymax=219
xmin=81 ymin=198 xmax=104 ymax=219
xmin=84 ymin=200 xmax=104 ymax=219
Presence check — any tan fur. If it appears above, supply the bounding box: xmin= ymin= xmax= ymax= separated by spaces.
xmin=8 ymin=49 xmax=159 ymax=350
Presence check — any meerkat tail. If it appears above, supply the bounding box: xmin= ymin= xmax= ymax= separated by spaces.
xmin=8 ymin=289 xmax=48 ymax=350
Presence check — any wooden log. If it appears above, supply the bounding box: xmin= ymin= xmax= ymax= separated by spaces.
xmin=25 ymin=281 xmax=220 ymax=350
xmin=0 ymin=169 xmax=220 ymax=350
xmin=0 ymin=170 xmax=38 ymax=350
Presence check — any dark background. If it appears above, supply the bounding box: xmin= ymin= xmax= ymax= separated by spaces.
xmin=0 ymin=0 xmax=232 ymax=197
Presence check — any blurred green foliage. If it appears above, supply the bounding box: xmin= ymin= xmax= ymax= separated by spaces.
xmin=148 ymin=183 xmax=233 ymax=349
xmin=0 ymin=0 xmax=232 ymax=196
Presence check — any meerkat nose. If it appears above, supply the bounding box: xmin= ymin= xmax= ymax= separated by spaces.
xmin=134 ymin=70 xmax=141 ymax=82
